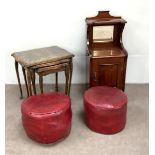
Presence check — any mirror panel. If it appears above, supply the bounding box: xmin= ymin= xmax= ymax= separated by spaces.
xmin=93 ymin=26 xmax=114 ymax=43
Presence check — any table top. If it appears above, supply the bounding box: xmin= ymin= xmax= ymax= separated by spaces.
xmin=11 ymin=46 xmax=74 ymax=67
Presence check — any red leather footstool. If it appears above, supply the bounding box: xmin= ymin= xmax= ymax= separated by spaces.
xmin=21 ymin=92 xmax=72 ymax=144
xmin=84 ymin=86 xmax=128 ymax=134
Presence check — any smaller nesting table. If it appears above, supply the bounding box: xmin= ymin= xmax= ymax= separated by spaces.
xmin=84 ymin=86 xmax=128 ymax=134
xmin=11 ymin=46 xmax=74 ymax=98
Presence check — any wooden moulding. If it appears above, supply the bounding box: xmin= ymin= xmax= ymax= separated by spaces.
xmin=86 ymin=11 xmax=127 ymax=25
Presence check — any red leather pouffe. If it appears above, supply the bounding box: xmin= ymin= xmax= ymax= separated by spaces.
xmin=21 ymin=92 xmax=72 ymax=144
xmin=84 ymin=86 xmax=128 ymax=134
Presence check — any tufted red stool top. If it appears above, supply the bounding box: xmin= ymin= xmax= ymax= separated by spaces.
xmin=21 ymin=92 xmax=72 ymax=144
xmin=84 ymin=86 xmax=128 ymax=134
xmin=22 ymin=93 xmax=71 ymax=116
xmin=84 ymin=86 xmax=127 ymax=110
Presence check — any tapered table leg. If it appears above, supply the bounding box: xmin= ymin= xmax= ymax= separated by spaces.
xmin=55 ymin=72 xmax=58 ymax=92
xmin=31 ymin=69 xmax=36 ymax=95
xmin=15 ymin=61 xmax=23 ymax=99
xmin=22 ymin=67 xmax=29 ymax=97
xmin=68 ymin=59 xmax=73 ymax=96
xmin=39 ymin=75 xmax=43 ymax=94
xmin=65 ymin=66 xmax=69 ymax=95
xmin=26 ymin=68 xmax=32 ymax=96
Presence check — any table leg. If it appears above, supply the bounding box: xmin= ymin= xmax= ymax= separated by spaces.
xmin=55 ymin=72 xmax=58 ymax=92
xmin=26 ymin=68 xmax=32 ymax=96
xmin=68 ymin=59 xmax=73 ymax=96
xmin=39 ymin=75 xmax=43 ymax=93
xmin=31 ymin=69 xmax=36 ymax=95
xmin=15 ymin=61 xmax=23 ymax=99
xmin=22 ymin=67 xmax=29 ymax=97
xmin=65 ymin=66 xmax=69 ymax=95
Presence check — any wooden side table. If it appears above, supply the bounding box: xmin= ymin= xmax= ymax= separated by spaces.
xmin=11 ymin=46 xmax=74 ymax=98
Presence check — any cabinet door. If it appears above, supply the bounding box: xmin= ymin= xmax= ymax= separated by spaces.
xmin=98 ymin=64 xmax=118 ymax=87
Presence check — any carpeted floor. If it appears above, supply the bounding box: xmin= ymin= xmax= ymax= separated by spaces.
xmin=5 ymin=84 xmax=149 ymax=155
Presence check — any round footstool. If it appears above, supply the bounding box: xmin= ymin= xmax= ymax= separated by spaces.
xmin=21 ymin=92 xmax=72 ymax=144
xmin=84 ymin=86 xmax=128 ymax=134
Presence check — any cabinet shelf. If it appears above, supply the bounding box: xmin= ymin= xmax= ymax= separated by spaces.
xmin=92 ymin=47 xmax=125 ymax=58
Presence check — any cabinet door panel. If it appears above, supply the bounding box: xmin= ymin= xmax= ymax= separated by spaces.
xmin=98 ymin=64 xmax=118 ymax=87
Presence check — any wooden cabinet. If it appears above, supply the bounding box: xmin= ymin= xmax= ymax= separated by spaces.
xmin=86 ymin=11 xmax=128 ymax=91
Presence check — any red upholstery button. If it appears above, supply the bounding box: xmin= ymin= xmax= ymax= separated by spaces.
xmin=21 ymin=92 xmax=72 ymax=144
xmin=84 ymin=86 xmax=128 ymax=134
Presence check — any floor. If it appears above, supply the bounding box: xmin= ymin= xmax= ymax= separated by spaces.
xmin=5 ymin=84 xmax=149 ymax=155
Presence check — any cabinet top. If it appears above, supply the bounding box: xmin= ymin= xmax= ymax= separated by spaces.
xmin=90 ymin=46 xmax=125 ymax=58
xmin=86 ymin=11 xmax=127 ymax=25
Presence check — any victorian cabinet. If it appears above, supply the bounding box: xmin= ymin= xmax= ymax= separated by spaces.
xmin=86 ymin=11 xmax=128 ymax=91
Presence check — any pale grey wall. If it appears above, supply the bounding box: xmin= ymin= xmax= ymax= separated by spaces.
xmin=4 ymin=0 xmax=148 ymax=84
